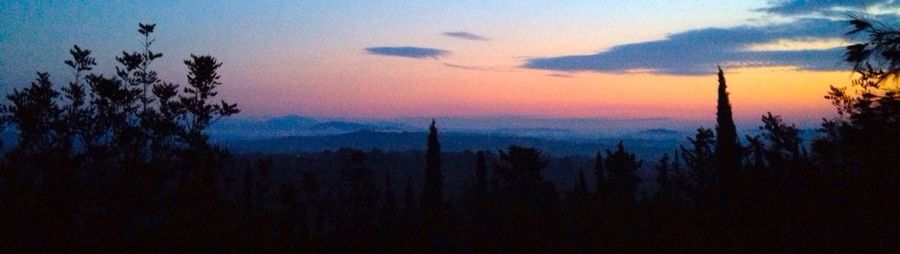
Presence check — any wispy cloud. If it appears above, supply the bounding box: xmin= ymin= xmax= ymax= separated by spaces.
xmin=365 ymin=46 xmax=450 ymax=59
xmin=546 ymin=73 xmax=574 ymax=78
xmin=443 ymin=63 xmax=518 ymax=72
xmin=757 ymin=0 xmax=899 ymax=15
xmin=443 ymin=31 xmax=489 ymax=41
xmin=523 ymin=18 xmax=861 ymax=75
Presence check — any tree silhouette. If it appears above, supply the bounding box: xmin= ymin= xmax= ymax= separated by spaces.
xmin=714 ymin=67 xmax=742 ymax=174
xmin=604 ymin=141 xmax=641 ymax=205
xmin=490 ymin=145 xmax=561 ymax=252
xmin=421 ymin=119 xmax=443 ymax=212
xmin=0 ymin=23 xmax=242 ymax=252
xmin=681 ymin=127 xmax=715 ymax=205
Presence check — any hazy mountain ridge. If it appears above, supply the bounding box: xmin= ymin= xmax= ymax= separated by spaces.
xmin=206 ymin=115 xmax=820 ymax=159
xmin=208 ymin=115 xmax=711 ymax=141
xmin=220 ymin=129 xmax=684 ymax=160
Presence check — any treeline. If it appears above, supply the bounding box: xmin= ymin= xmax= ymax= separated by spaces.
xmin=1 ymin=19 xmax=900 ymax=252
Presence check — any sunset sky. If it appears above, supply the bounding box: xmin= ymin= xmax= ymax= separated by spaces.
xmin=2 ymin=1 xmax=899 ymax=125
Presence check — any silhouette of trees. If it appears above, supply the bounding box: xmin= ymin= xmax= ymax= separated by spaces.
xmin=2 ymin=16 xmax=900 ymax=252
xmin=0 ymin=23 xmax=240 ymax=252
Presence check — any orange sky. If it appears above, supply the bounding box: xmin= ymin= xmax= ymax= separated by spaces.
xmin=225 ymin=55 xmax=852 ymax=124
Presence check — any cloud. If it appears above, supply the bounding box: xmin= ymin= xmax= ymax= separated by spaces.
xmin=365 ymin=46 xmax=450 ymax=59
xmin=443 ymin=63 xmax=518 ymax=72
xmin=443 ymin=31 xmax=489 ymax=41
xmin=758 ymin=0 xmax=899 ymax=15
xmin=546 ymin=73 xmax=574 ymax=78
xmin=523 ymin=18 xmax=860 ymax=75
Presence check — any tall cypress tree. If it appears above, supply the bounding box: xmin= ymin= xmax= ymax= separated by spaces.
xmin=421 ymin=119 xmax=443 ymax=212
xmin=714 ymin=67 xmax=741 ymax=172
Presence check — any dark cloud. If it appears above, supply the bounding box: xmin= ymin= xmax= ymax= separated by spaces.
xmin=523 ymin=18 xmax=857 ymax=75
xmin=758 ymin=0 xmax=899 ymax=15
xmin=365 ymin=46 xmax=450 ymax=59
xmin=443 ymin=31 xmax=489 ymax=41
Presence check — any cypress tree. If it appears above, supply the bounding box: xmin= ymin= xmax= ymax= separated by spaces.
xmin=714 ymin=67 xmax=742 ymax=172
xmin=421 ymin=119 xmax=443 ymax=212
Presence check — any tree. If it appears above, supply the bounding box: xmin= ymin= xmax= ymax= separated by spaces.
xmin=421 ymin=119 xmax=443 ymax=212
xmin=714 ymin=67 xmax=742 ymax=173
xmin=0 ymin=23 xmax=241 ymax=251
xmin=568 ymin=170 xmax=590 ymax=208
xmin=382 ymin=170 xmax=397 ymax=228
xmin=491 ymin=145 xmax=560 ymax=252
xmin=681 ymin=127 xmax=715 ymax=204
xmin=655 ymin=153 xmax=673 ymax=202
xmin=333 ymin=149 xmax=378 ymax=251
xmin=474 ymin=150 xmax=488 ymax=202
xmin=465 ymin=150 xmax=489 ymax=219
xmin=844 ymin=17 xmax=900 ymax=81
xmin=759 ymin=112 xmax=802 ymax=165
xmin=593 ymin=151 xmax=606 ymax=204
xmin=604 ymin=141 xmax=642 ymax=205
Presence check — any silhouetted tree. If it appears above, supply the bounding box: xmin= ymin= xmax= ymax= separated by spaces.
xmin=492 ymin=145 xmax=561 ymax=252
xmin=681 ymin=127 xmax=715 ymax=204
xmin=0 ymin=23 xmax=241 ymax=252
xmin=473 ymin=150 xmax=488 ymax=205
xmin=714 ymin=67 xmax=742 ymax=174
xmin=760 ymin=112 xmax=802 ymax=165
xmin=845 ymin=16 xmax=900 ymax=81
xmin=655 ymin=153 xmax=673 ymax=202
xmin=593 ymin=151 xmax=606 ymax=204
xmin=421 ymin=119 xmax=443 ymax=212
xmin=605 ymin=141 xmax=641 ymax=205
xmin=567 ymin=170 xmax=590 ymax=208
xmin=332 ymin=149 xmax=378 ymax=252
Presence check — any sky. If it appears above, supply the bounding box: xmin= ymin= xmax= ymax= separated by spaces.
xmin=2 ymin=0 xmax=899 ymax=126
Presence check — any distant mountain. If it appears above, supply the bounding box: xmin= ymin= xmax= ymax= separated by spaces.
xmin=309 ymin=121 xmax=402 ymax=133
xmin=209 ymin=116 xmax=394 ymax=140
xmin=627 ymin=128 xmax=685 ymax=140
xmin=261 ymin=115 xmax=318 ymax=129
xmin=207 ymin=114 xmax=716 ymax=141
xmin=208 ymin=115 xmax=825 ymax=149
xmin=219 ymin=130 xmax=684 ymax=160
